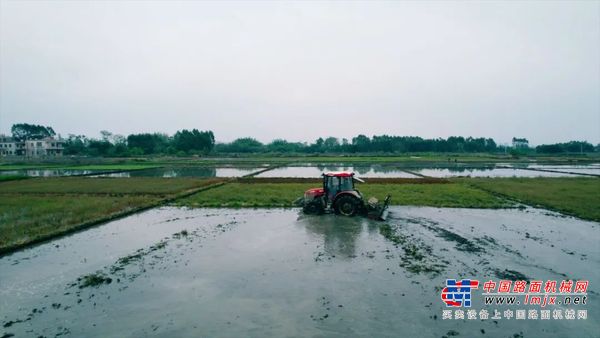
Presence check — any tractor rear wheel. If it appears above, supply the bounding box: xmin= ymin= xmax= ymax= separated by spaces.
xmin=334 ymin=195 xmax=359 ymax=216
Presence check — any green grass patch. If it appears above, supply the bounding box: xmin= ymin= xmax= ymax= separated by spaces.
xmin=176 ymin=183 xmax=314 ymax=207
xmin=464 ymin=177 xmax=600 ymax=222
xmin=0 ymin=175 xmax=27 ymax=182
xmin=0 ymin=164 xmax=64 ymax=171
xmin=0 ymin=177 xmax=223 ymax=195
xmin=0 ymin=177 xmax=226 ymax=252
xmin=0 ymin=194 xmax=161 ymax=251
xmin=62 ymin=164 xmax=161 ymax=170
xmin=359 ymin=183 xmax=511 ymax=208
xmin=176 ymin=182 xmax=510 ymax=208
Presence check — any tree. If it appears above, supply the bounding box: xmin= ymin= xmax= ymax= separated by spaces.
xmin=87 ymin=140 xmax=113 ymax=156
xmin=100 ymin=130 xmax=113 ymax=142
xmin=536 ymin=141 xmax=594 ymax=154
xmin=219 ymin=138 xmax=264 ymax=153
xmin=173 ymin=129 xmax=215 ymax=154
xmin=266 ymin=139 xmax=304 ymax=153
xmin=11 ymin=123 xmax=56 ymax=140
xmin=63 ymin=134 xmax=87 ymax=155
xmin=536 ymin=144 xmax=563 ymax=153
xmin=323 ymin=137 xmax=340 ymax=152
xmin=126 ymin=133 xmax=170 ymax=154
xmin=352 ymin=134 xmax=371 ymax=152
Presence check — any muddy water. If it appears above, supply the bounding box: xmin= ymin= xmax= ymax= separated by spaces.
xmin=1 ymin=207 xmax=598 ymax=337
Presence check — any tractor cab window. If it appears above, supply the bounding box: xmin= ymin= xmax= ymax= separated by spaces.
xmin=324 ymin=175 xmax=354 ymax=200
xmin=325 ymin=176 xmax=340 ymax=200
xmin=339 ymin=177 xmax=353 ymax=191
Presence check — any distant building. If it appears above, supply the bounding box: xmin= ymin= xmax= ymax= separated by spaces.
xmin=0 ymin=135 xmax=22 ymax=156
xmin=0 ymin=135 xmax=63 ymax=157
xmin=512 ymin=137 xmax=529 ymax=149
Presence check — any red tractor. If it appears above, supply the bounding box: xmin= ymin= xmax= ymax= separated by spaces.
xmin=296 ymin=172 xmax=391 ymax=220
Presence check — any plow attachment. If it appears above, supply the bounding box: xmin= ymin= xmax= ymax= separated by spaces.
xmin=366 ymin=195 xmax=392 ymax=221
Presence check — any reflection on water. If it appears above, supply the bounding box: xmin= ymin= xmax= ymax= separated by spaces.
xmin=256 ymin=164 xmax=592 ymax=178
xmin=412 ymin=167 xmax=584 ymax=178
xmin=93 ymin=167 xmax=263 ymax=178
xmin=3 ymin=163 xmax=597 ymax=178
xmin=0 ymin=169 xmax=101 ymax=177
xmin=508 ymin=164 xmax=600 ymax=176
xmin=299 ymin=214 xmax=366 ymax=259
xmin=257 ymin=165 xmax=419 ymax=178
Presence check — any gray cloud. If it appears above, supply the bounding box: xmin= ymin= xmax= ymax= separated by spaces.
xmin=1 ymin=0 xmax=598 ymax=145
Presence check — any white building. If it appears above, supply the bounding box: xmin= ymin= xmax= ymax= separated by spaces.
xmin=0 ymin=135 xmax=63 ymax=157
xmin=0 ymin=135 xmax=22 ymax=156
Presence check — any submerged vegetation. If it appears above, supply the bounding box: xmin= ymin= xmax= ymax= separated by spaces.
xmin=77 ymin=272 xmax=113 ymax=288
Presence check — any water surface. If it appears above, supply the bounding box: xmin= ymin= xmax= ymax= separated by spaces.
xmin=1 ymin=207 xmax=597 ymax=337
xmin=256 ymin=165 xmax=419 ymax=178
xmin=94 ymin=167 xmax=264 ymax=178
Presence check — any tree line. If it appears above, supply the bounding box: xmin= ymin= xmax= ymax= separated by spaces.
xmin=215 ymin=135 xmax=500 ymax=153
xmin=63 ymin=129 xmax=215 ymax=156
xmin=5 ymin=123 xmax=599 ymax=156
xmin=216 ymin=136 xmax=599 ymax=155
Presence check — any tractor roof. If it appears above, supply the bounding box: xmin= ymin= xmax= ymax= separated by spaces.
xmin=323 ymin=171 xmax=354 ymax=177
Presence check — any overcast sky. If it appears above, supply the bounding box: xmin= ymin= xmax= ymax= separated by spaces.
xmin=0 ymin=0 xmax=598 ymax=145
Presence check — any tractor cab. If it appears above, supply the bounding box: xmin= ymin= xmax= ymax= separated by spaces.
xmin=297 ymin=171 xmax=390 ymax=220
xmin=322 ymin=172 xmax=363 ymax=203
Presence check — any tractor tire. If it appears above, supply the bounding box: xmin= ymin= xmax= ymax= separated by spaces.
xmin=334 ymin=195 xmax=360 ymax=217
xmin=303 ymin=199 xmax=324 ymax=215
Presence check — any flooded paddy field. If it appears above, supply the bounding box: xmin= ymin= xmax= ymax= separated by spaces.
xmin=0 ymin=169 xmax=112 ymax=177
xmin=507 ymin=164 xmax=600 ymax=177
xmin=255 ymin=165 xmax=419 ymax=178
xmin=3 ymin=162 xmax=597 ymax=179
xmin=411 ymin=167 xmax=584 ymax=178
xmin=93 ymin=166 xmax=266 ymax=178
xmin=1 ymin=207 xmax=597 ymax=337
xmin=254 ymin=164 xmax=593 ymax=178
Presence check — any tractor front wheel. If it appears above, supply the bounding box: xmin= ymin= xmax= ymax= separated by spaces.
xmin=303 ymin=198 xmax=324 ymax=214
xmin=334 ymin=195 xmax=359 ymax=216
